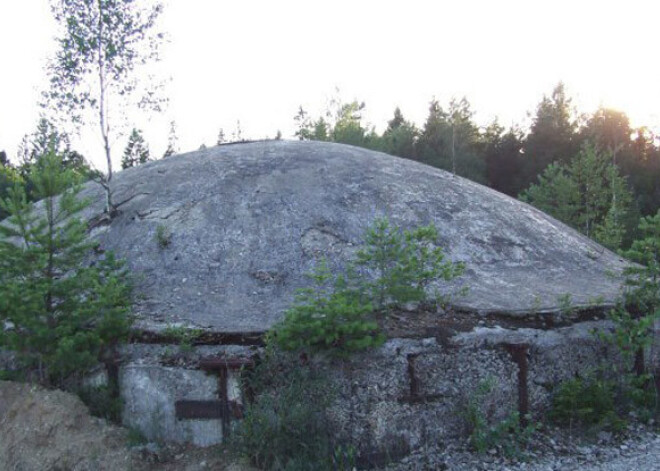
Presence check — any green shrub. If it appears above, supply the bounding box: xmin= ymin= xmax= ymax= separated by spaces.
xmin=355 ymin=218 xmax=465 ymax=309
xmin=464 ymin=379 xmax=536 ymax=458
xmin=126 ymin=427 xmax=148 ymax=447
xmin=549 ymin=375 xmax=623 ymax=431
xmin=233 ymin=351 xmax=339 ymax=471
xmin=273 ymin=218 xmax=464 ymax=357
xmin=77 ymin=384 xmax=123 ymax=424
xmin=155 ymin=223 xmax=171 ymax=249
xmin=272 ymin=260 xmax=383 ymax=357
xmin=162 ymin=325 xmax=202 ymax=353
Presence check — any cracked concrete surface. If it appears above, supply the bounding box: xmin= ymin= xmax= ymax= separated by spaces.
xmin=68 ymin=140 xmax=629 ymax=333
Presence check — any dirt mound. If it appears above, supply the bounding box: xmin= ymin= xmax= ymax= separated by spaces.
xmin=0 ymin=381 xmax=248 ymax=471
xmin=0 ymin=380 xmax=136 ymax=470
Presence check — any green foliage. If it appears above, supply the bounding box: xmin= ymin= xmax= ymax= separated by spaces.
xmin=355 ymin=218 xmax=465 ymax=309
xmin=0 ymin=152 xmax=132 ymax=386
xmin=602 ymin=306 xmax=659 ymax=364
xmin=521 ymin=82 xmax=578 ymax=184
xmin=126 ymin=427 xmax=148 ymax=447
xmin=155 ymin=223 xmax=171 ymax=249
xmin=552 ymin=213 xmax=660 ymax=432
xmin=273 ymin=218 xmax=464 ymax=357
xmin=599 ymin=211 xmax=660 ymax=379
xmin=77 ymin=384 xmax=123 ymax=424
xmin=557 ymin=293 xmax=575 ymax=316
xmin=294 ymin=96 xmax=381 ymax=150
xmin=233 ymin=351 xmax=339 ymax=471
xmin=416 ymin=97 xmax=486 ymax=183
xmin=620 ymin=210 xmax=660 ymax=320
xmin=162 ymin=325 xmax=202 ymax=353
xmin=549 ymin=375 xmax=623 ymax=431
xmin=18 ymin=118 xmax=91 ymax=189
xmin=380 ymin=107 xmax=418 ymax=159
xmin=272 ymin=260 xmax=383 ymax=357
xmin=121 ymin=128 xmax=151 ymax=169
xmin=521 ymin=143 xmax=634 ymax=250
xmin=464 ymin=379 xmax=536 ymax=458
xmin=0 ymin=162 xmax=22 ymax=220
xmin=46 ymin=0 xmax=165 ymax=213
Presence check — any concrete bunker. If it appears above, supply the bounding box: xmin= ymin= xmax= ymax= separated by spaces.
xmin=40 ymin=141 xmax=656 ymax=455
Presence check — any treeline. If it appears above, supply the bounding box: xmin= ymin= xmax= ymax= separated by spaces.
xmin=3 ymin=83 xmax=659 ymax=250
xmin=0 ymin=120 xmax=159 ymax=219
xmin=294 ymin=83 xmax=660 ymax=249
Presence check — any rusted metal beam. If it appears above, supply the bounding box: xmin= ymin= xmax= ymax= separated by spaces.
xmin=407 ymin=353 xmax=421 ymax=399
xmin=175 ymin=400 xmax=224 ymax=419
xmin=504 ymin=343 xmax=530 ymax=427
xmin=133 ymin=330 xmax=265 ymax=346
xmin=199 ymin=357 xmax=255 ymax=370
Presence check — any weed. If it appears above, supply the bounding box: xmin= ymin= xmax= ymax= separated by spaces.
xmin=126 ymin=427 xmax=148 ymax=447
xmin=464 ymin=379 xmax=537 ymax=459
xmin=548 ymin=375 xmax=624 ymax=432
xmin=162 ymin=325 xmax=202 ymax=353
xmin=556 ymin=293 xmax=575 ymax=316
xmin=155 ymin=224 xmax=171 ymax=249
xmin=232 ymin=350 xmax=340 ymax=470
xmin=77 ymin=384 xmax=123 ymax=424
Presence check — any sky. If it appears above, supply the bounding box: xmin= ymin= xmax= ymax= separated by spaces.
xmin=1 ymin=0 xmax=659 ymax=170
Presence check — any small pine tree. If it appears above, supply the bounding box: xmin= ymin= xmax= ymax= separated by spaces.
xmin=621 ymin=211 xmax=660 ymax=317
xmin=355 ymin=218 xmax=465 ymax=309
xmin=273 ymin=218 xmax=464 ymax=357
xmin=0 ymin=152 xmax=132 ymax=386
xmin=216 ymin=128 xmax=226 ymax=146
xmin=163 ymin=121 xmax=179 ymax=158
xmin=121 ymin=128 xmax=151 ymax=169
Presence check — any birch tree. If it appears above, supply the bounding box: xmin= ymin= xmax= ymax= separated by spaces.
xmin=45 ymin=0 xmax=165 ymax=215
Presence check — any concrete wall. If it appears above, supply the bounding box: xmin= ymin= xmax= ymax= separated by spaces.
xmin=118 ymin=344 xmax=253 ymax=447
xmin=115 ymin=319 xmax=658 ymax=453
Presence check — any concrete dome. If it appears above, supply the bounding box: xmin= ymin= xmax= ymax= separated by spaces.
xmin=80 ymin=140 xmax=628 ymax=333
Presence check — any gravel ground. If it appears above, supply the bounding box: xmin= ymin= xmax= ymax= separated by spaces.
xmin=385 ymin=424 xmax=660 ymax=471
xmin=3 ymin=380 xmax=658 ymax=471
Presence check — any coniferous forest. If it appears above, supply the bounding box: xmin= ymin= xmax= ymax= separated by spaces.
xmin=2 ymin=82 xmax=660 ymax=253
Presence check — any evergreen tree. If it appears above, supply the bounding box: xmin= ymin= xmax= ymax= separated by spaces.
xmin=521 ymin=143 xmax=633 ymax=249
xmin=581 ymin=108 xmax=631 ymax=164
xmin=232 ymin=120 xmax=243 ymax=142
xmin=381 ymin=107 xmax=418 ymax=159
xmin=163 ymin=121 xmax=179 ymax=158
xmin=19 ymin=118 xmax=90 ymax=177
xmin=121 ymin=128 xmax=151 ymax=169
xmin=416 ymin=98 xmax=447 ymax=167
xmin=0 ymin=157 xmax=20 ymax=221
xmin=617 ymin=126 xmax=660 ymax=218
xmin=521 ymin=83 xmax=579 ymax=188
xmin=0 ymin=152 xmax=132 ymax=386
xmin=415 ymin=97 xmax=485 ymax=182
xmin=17 ymin=119 xmax=91 ymax=199
xmin=216 ymin=127 xmax=226 ymax=146
xmin=483 ymin=122 xmax=525 ymax=196
xmin=447 ymin=97 xmax=485 ymax=182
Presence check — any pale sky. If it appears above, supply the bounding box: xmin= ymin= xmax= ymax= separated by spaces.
xmin=1 ymin=0 xmax=659 ymax=170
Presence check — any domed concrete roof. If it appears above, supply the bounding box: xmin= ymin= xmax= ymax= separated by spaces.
xmin=79 ymin=140 xmax=628 ymax=333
